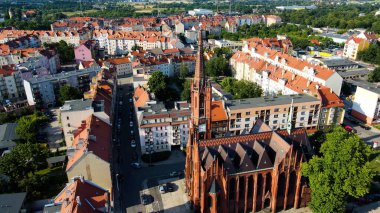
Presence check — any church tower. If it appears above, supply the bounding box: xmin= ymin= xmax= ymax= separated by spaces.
xmin=185 ymin=30 xmax=212 ymax=212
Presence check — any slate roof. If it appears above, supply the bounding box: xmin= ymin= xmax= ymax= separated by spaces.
xmin=199 ymin=120 xmax=311 ymax=175
xmin=0 ymin=123 xmax=19 ymax=149
xmin=0 ymin=192 xmax=27 ymax=213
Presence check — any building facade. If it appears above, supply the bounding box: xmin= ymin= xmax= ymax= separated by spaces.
xmin=23 ymin=66 xmax=99 ymax=108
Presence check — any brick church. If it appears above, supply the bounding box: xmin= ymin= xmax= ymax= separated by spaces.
xmin=185 ymin=31 xmax=312 ymax=213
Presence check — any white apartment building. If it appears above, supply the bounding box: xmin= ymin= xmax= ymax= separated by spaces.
xmin=104 ymin=57 xmax=133 ymax=76
xmin=60 ymin=99 xmax=110 ymax=147
xmin=232 ymin=42 xmax=343 ymax=95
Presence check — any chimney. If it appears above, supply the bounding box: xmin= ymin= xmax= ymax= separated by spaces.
xmin=330 ymin=88 xmax=333 ymax=93
xmin=291 ymin=73 xmax=295 ymax=81
xmin=307 ymin=80 xmax=310 ymax=87
xmin=80 ymin=176 xmax=84 ymax=183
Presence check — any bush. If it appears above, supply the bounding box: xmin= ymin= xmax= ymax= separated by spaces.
xmin=141 ymin=151 xmax=171 ymax=163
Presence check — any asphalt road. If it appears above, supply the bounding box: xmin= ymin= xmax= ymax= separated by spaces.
xmin=111 ymin=82 xmax=185 ymax=213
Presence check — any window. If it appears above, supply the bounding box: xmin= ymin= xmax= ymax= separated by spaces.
xmin=236 ymin=119 xmax=241 ymax=122
xmin=236 ymin=125 xmax=241 ymax=128
xmin=283 ymin=114 xmax=286 ymax=117
xmin=311 ymin=105 xmax=315 ymax=108
xmin=246 ymin=112 xmax=251 ymax=115
xmin=301 ymin=112 xmax=305 ymax=115
xmin=300 ymin=117 xmax=304 ymax=121
xmin=299 ymin=123 xmax=304 ymax=127
xmin=302 ymin=106 xmax=307 ymax=109
xmin=274 ymin=108 xmax=279 ymax=112
xmin=245 ymin=124 xmax=249 ymax=127
xmin=67 ymin=116 xmax=69 ymax=120
xmin=274 ymin=115 xmax=278 ymax=118
xmin=68 ymin=123 xmax=71 ymax=127
xmin=273 ymin=120 xmax=278 ymax=124
xmin=245 ymin=118 xmax=250 ymax=121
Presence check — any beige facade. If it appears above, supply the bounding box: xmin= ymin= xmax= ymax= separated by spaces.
xmin=66 ymin=153 xmax=112 ymax=190
xmin=226 ymin=95 xmax=321 ymax=135
xmin=319 ymin=107 xmax=345 ymax=129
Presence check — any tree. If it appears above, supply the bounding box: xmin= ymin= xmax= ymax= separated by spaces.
xmin=179 ymin=63 xmax=189 ymax=79
xmin=205 ymin=56 xmax=230 ymax=77
xmin=220 ymin=77 xmax=262 ymax=99
xmin=0 ymin=143 xmax=49 ymax=180
xmin=148 ymin=72 xmax=169 ymax=101
xmin=214 ymin=47 xmax=233 ymax=59
xmin=302 ymin=127 xmax=374 ymax=213
xmin=131 ymin=44 xmax=141 ymax=51
xmin=16 ymin=113 xmax=49 ymax=143
xmin=44 ymin=41 xmax=74 ymax=64
xmin=58 ymin=85 xmax=82 ymax=105
xmin=368 ymin=67 xmax=380 ymax=82
xmin=181 ymin=79 xmax=191 ymax=101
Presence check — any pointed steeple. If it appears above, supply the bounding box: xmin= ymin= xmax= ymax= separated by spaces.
xmin=194 ymin=30 xmax=205 ymax=89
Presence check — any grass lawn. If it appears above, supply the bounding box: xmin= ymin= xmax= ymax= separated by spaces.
xmin=369 ymin=149 xmax=380 ymax=174
xmin=374 ymin=124 xmax=380 ymax=131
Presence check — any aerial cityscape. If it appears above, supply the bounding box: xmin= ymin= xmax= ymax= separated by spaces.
xmin=0 ymin=0 xmax=380 ymax=213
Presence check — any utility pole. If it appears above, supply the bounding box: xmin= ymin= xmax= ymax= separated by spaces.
xmin=229 ymin=0 xmax=232 ymax=15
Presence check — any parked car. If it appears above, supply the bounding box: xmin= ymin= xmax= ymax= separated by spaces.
xmin=159 ymin=185 xmax=166 ymax=194
xmin=119 ymin=101 xmax=123 ymax=105
xmin=131 ymin=140 xmax=136 ymax=148
xmin=131 ymin=130 xmax=134 ymax=135
xmin=166 ymin=182 xmax=174 ymax=192
xmin=129 ymin=98 xmax=133 ymax=103
xmin=141 ymin=194 xmax=153 ymax=205
xmin=169 ymin=171 xmax=183 ymax=177
xmin=131 ymin=162 xmax=142 ymax=169
xmin=358 ymin=122 xmax=371 ymax=130
xmin=130 ymin=121 xmax=133 ymax=127
xmin=344 ymin=125 xmax=357 ymax=133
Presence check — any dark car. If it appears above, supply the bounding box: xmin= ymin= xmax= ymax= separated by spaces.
xmin=141 ymin=194 xmax=154 ymax=205
xmin=166 ymin=182 xmax=174 ymax=192
xmin=169 ymin=171 xmax=183 ymax=177
xmin=358 ymin=122 xmax=371 ymax=130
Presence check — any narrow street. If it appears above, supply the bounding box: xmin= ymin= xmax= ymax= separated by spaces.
xmin=111 ymin=79 xmax=185 ymax=213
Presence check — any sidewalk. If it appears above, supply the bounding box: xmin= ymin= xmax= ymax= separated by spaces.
xmin=140 ymin=149 xmax=185 ymax=167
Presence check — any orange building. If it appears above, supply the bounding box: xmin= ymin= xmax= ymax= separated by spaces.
xmin=185 ymin=31 xmax=312 ymax=213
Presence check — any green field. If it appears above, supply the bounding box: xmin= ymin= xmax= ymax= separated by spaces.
xmin=62 ymin=9 xmax=99 ymax=17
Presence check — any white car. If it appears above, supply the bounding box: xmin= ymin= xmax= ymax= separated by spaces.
xmin=130 ymin=121 xmax=133 ymax=127
xmin=159 ymin=185 xmax=166 ymax=194
xmin=131 ymin=140 xmax=136 ymax=148
xmin=129 ymin=98 xmax=133 ymax=103
xmin=119 ymin=101 xmax=123 ymax=105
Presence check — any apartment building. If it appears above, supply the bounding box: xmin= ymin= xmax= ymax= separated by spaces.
xmin=317 ymin=88 xmax=345 ymax=129
xmin=343 ymin=37 xmax=369 ymax=60
xmin=104 ymin=57 xmax=132 ymax=76
xmin=23 ymin=66 xmax=99 ymax=108
xmin=65 ymin=114 xmax=112 ymax=190
xmin=45 ymin=177 xmax=111 ymax=213
xmin=232 ymin=41 xmax=343 ymax=95
xmin=347 ymin=79 xmax=380 ymax=125
xmin=60 ymin=99 xmax=110 ymax=147
xmin=225 ymin=94 xmax=321 ymax=135
xmin=0 ymin=65 xmax=25 ymax=100
xmin=134 ymin=86 xmax=190 ymax=153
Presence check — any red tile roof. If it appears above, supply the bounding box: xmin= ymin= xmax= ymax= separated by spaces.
xmin=133 ymin=86 xmax=150 ymax=108
xmin=211 ymin=101 xmax=228 ymax=122
xmin=66 ymin=115 xmax=111 ymax=171
xmin=54 ymin=177 xmax=110 ymax=213
xmin=317 ymin=88 xmax=344 ymax=108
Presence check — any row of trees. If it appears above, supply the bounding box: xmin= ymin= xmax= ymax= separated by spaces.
xmin=218 ymin=23 xmax=321 ymax=49
xmin=220 ymin=77 xmax=262 ymax=99
xmin=357 ymin=42 xmax=380 ymax=66
xmin=280 ymin=4 xmax=380 ymax=33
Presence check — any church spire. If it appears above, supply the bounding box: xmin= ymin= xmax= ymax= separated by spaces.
xmin=194 ymin=30 xmax=204 ymax=89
